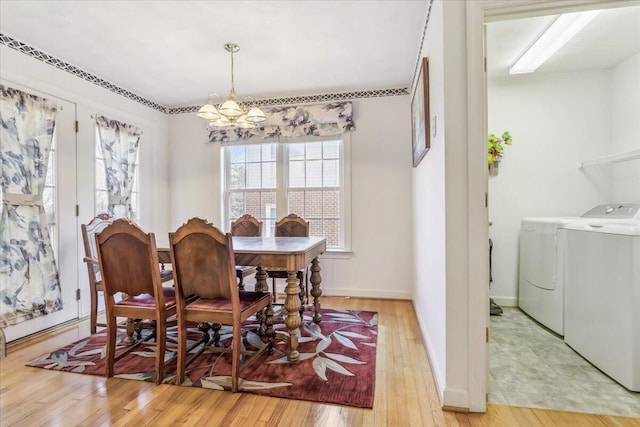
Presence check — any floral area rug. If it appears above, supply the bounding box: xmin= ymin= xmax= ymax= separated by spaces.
xmin=27 ymin=309 xmax=378 ymax=408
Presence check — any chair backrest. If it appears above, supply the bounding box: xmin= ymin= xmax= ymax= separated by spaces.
xmin=95 ymin=218 xmax=165 ymax=303
xmin=275 ymin=213 xmax=309 ymax=237
xmin=81 ymin=213 xmax=112 ymax=282
xmin=169 ymin=218 xmax=237 ymax=302
xmin=231 ymin=214 xmax=262 ymax=237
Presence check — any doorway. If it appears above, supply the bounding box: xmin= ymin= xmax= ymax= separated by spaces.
xmin=1 ymin=81 xmax=79 ymax=342
xmin=482 ymin=1 xmax=640 ymax=417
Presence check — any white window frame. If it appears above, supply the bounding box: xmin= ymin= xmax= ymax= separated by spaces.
xmin=222 ymin=133 xmax=351 ymax=252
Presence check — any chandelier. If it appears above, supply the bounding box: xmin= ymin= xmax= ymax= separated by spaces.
xmin=197 ymin=43 xmax=266 ymax=129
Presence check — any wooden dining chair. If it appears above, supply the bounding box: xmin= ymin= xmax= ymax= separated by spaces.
xmin=95 ymin=218 xmax=177 ymax=384
xmin=81 ymin=213 xmax=112 ymax=334
xmin=82 ymin=214 xmax=174 ymax=335
xmin=267 ymin=213 xmax=309 ymax=303
xmin=230 ymin=214 xmax=262 ymax=290
xmin=169 ymin=217 xmax=274 ymax=392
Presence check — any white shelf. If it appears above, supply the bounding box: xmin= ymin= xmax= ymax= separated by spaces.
xmin=579 ymin=148 xmax=640 ymax=169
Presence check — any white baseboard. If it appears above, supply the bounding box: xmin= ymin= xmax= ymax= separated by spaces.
xmin=443 ymin=387 xmax=470 ymax=409
xmin=413 ymin=302 xmax=445 ymax=405
xmin=318 ymin=287 xmax=412 ymax=300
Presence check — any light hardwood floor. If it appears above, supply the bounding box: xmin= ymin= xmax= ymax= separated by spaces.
xmin=1 ymin=297 xmax=638 ymax=426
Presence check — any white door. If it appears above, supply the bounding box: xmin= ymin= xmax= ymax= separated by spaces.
xmin=2 ymin=82 xmax=79 ymax=342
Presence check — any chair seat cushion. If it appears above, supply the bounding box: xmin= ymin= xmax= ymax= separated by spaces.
xmin=187 ymin=291 xmax=269 ymax=312
xmin=117 ymin=287 xmax=176 ymax=307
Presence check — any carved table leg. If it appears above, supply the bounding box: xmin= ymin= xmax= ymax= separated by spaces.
xmin=198 ymin=322 xmax=212 ymax=345
xmin=284 ymin=270 xmax=301 ymax=361
xmin=212 ymin=323 xmax=222 ymax=347
xmin=265 ymin=305 xmax=274 ymax=354
xmin=254 ymin=266 xmax=268 ymax=293
xmin=124 ymin=318 xmax=136 ymax=346
xmin=310 ymin=257 xmax=322 ymax=323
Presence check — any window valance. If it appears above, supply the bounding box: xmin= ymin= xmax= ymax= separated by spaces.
xmin=208 ymin=101 xmax=355 ymax=145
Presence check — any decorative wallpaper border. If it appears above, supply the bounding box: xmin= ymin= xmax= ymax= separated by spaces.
xmin=1 ymin=32 xmax=410 ymax=114
xmin=0 ymin=33 xmax=169 ymax=113
xmin=168 ymin=88 xmax=409 ymax=115
xmin=411 ymin=0 xmax=434 ymax=93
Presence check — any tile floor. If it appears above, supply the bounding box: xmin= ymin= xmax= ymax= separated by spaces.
xmin=489 ymin=307 xmax=640 ymax=418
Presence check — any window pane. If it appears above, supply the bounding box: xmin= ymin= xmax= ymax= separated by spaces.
xmin=43 ymin=186 xmax=55 ymax=224
xmin=289 ymin=143 xmax=305 ymax=161
xmin=230 ymin=145 xmax=245 ymax=163
xmin=246 ymin=163 xmax=261 ymax=188
xmin=131 ymin=191 xmax=139 ymax=215
xmin=288 ymin=191 xmax=304 ymax=216
xmin=324 ymin=219 xmax=341 ymax=247
xmin=309 ymin=220 xmax=322 ymax=238
xmin=262 ymin=144 xmax=276 ymax=161
xmin=230 ymin=164 xmax=245 ymax=189
xmin=323 ymin=190 xmax=340 ymax=218
xmin=245 ymin=192 xmax=261 ymax=218
xmin=96 ymin=190 xmax=108 ymax=214
xmin=306 ymin=142 xmax=322 ymax=160
xmin=45 ymin=157 xmax=55 ymax=187
xmin=261 ymin=191 xmax=276 ymax=219
xmin=323 ymin=140 xmax=339 ymax=159
xmin=229 ymin=192 xmax=245 ymax=219
xmin=95 ymin=154 xmax=106 ymax=191
xmin=262 ymin=162 xmax=276 ymax=188
xmin=305 ymin=191 xmax=322 ymax=218
xmin=289 ymin=160 xmax=305 ymax=187
xmin=306 ymin=160 xmax=322 ymax=187
xmin=323 ymin=159 xmax=339 ymax=187
xmin=246 ymin=145 xmax=261 ymax=162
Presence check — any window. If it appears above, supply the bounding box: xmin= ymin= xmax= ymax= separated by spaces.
xmin=224 ymin=136 xmax=350 ymax=250
xmin=43 ymin=135 xmax=56 ymax=253
xmin=95 ymin=128 xmax=140 ymax=222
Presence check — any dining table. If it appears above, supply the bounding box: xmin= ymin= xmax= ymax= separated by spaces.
xmin=158 ymin=236 xmax=326 ymax=362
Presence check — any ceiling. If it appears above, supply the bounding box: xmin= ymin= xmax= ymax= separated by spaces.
xmin=0 ymin=1 xmax=428 ymax=108
xmin=4 ymin=2 xmax=637 ymax=108
xmin=487 ymin=5 xmax=640 ymax=78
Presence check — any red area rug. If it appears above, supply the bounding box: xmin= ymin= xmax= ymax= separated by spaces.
xmin=27 ymin=309 xmax=378 ymax=408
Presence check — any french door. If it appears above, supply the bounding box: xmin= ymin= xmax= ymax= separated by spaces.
xmin=1 ymin=81 xmax=79 ymax=342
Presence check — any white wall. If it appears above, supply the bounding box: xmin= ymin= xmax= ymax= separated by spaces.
xmin=412 ymin=0 xmax=447 ymax=404
xmin=167 ymin=95 xmax=414 ymax=299
xmin=412 ymin=0 xmax=488 ymax=410
xmin=611 ymin=52 xmax=640 ymax=203
xmin=0 ymin=44 xmax=171 ymax=339
xmin=487 ymin=70 xmax=613 ymax=306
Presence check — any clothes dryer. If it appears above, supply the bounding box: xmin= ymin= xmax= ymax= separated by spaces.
xmin=518 ymin=217 xmax=576 ymax=335
xmin=563 ymin=203 xmax=640 ymax=391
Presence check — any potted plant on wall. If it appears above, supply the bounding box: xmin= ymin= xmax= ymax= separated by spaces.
xmin=488 ymin=131 xmax=512 ymax=176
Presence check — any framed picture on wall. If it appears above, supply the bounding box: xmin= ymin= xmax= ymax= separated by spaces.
xmin=411 ymin=57 xmax=430 ymax=167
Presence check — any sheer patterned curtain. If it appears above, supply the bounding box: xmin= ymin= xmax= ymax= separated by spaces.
xmin=0 ymin=85 xmax=62 ymax=327
xmin=95 ymin=116 xmax=141 ymax=219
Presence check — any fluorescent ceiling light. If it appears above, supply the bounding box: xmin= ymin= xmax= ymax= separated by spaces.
xmin=509 ymin=10 xmax=601 ymax=75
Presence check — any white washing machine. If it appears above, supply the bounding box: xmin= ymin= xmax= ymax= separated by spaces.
xmin=563 ymin=203 xmax=640 ymax=392
xmin=519 ymin=217 xmax=576 ymax=335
